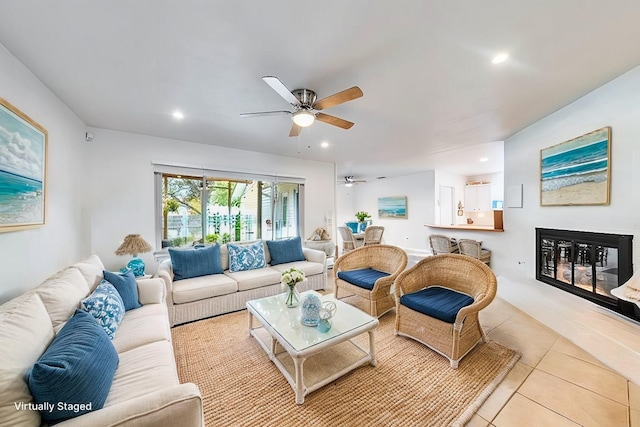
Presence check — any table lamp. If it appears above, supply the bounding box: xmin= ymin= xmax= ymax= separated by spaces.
xmin=115 ymin=234 xmax=153 ymax=277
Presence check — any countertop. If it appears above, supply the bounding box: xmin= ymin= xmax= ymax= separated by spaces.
xmin=425 ymin=224 xmax=504 ymax=232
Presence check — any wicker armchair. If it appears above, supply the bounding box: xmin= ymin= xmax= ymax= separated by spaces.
xmin=394 ymin=254 xmax=497 ymax=368
xmin=429 ymin=234 xmax=459 ymax=255
xmin=458 ymin=239 xmax=491 ymax=266
xmin=334 ymin=245 xmax=408 ymax=317
xmin=363 ymin=226 xmax=384 ymax=245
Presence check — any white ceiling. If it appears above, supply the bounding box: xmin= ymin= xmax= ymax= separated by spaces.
xmin=1 ymin=1 xmax=639 ymax=181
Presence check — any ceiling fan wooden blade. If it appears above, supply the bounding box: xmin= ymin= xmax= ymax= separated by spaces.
xmin=262 ymin=76 xmax=300 ymax=107
xmin=314 ymin=86 xmax=363 ymax=110
xmin=316 ymin=112 xmax=354 ymax=130
xmin=240 ymin=110 xmax=291 ymax=117
xmin=289 ymin=123 xmax=302 ymax=137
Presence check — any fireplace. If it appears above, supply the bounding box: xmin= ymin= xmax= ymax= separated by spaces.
xmin=536 ymin=228 xmax=635 ymax=320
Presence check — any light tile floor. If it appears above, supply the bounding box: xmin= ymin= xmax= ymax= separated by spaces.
xmin=326 ymin=273 xmax=640 ymax=426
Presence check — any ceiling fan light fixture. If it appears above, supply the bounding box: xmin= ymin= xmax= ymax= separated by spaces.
xmin=292 ymin=110 xmax=315 ymax=127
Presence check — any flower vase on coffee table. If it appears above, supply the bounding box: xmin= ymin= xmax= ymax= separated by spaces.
xmin=281 ymin=267 xmax=305 ymax=308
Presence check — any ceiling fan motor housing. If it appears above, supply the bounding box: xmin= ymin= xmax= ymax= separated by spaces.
xmin=292 ymin=89 xmax=316 ymax=108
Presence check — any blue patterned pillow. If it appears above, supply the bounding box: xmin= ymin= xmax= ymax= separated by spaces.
xmin=266 ymin=236 xmax=306 ymax=265
xmin=228 ymin=241 xmax=266 ymax=272
xmin=81 ymin=280 xmax=125 ymax=339
xmin=27 ymin=310 xmax=119 ymax=424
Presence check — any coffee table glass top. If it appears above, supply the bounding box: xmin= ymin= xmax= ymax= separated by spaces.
xmin=247 ymin=290 xmax=377 ymax=352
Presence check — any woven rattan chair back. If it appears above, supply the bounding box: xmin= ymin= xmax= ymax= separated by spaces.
xmin=429 ymin=234 xmax=458 ymax=255
xmin=363 ymin=226 xmax=384 ymax=245
xmin=337 ymin=226 xmax=357 ymax=254
xmin=458 ymin=239 xmax=491 ymax=266
xmin=394 ymin=253 xmax=497 ymax=368
xmin=334 ymin=244 xmax=408 ymax=317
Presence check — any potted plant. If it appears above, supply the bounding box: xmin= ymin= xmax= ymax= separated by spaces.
xmin=355 ymin=211 xmax=371 ymax=232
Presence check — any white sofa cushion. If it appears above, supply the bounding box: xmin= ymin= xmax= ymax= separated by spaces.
xmin=224 ymin=267 xmax=282 ymax=292
xmin=172 ymin=274 xmax=238 ymax=304
xmin=104 ymin=341 xmax=179 ymax=407
xmin=269 ymin=260 xmax=325 ymax=277
xmin=0 ymin=293 xmax=54 ymax=427
xmin=73 ymin=255 xmax=106 ymax=292
xmin=36 ymin=267 xmax=90 ymax=330
xmin=137 ymin=277 xmax=166 ymax=305
xmin=112 ymin=304 xmax=171 ymax=353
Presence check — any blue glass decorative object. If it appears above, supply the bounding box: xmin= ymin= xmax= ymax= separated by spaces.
xmin=316 ymin=301 xmax=337 ymax=333
xmin=345 ymin=221 xmax=359 ymax=233
xmin=127 ymin=257 xmax=145 ymax=277
xmin=300 ymin=294 xmax=321 ymax=326
xmin=317 ymin=318 xmax=331 ymax=333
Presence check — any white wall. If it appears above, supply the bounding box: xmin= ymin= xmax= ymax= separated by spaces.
xmin=336 ymin=171 xmax=436 ymax=251
xmin=0 ymin=43 xmax=87 ymax=302
xmin=84 ymin=128 xmax=336 ymax=272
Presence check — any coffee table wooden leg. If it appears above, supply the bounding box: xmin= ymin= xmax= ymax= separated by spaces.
xmin=293 ymin=356 xmax=306 ymax=404
xmin=369 ymin=330 xmax=377 ymax=366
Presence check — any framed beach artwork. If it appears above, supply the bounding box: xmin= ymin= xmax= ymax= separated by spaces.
xmin=540 ymin=127 xmax=611 ymax=206
xmin=0 ymin=97 xmax=47 ymax=232
xmin=378 ymin=196 xmax=407 ymax=219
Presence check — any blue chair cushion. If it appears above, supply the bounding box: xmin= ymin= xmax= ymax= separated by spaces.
xmin=168 ymin=244 xmax=223 ymax=281
xmin=103 ymin=269 xmax=142 ymax=311
xmin=227 ymin=241 xmax=266 ymax=272
xmin=80 ymin=280 xmax=125 ymax=339
xmin=266 ymin=237 xmax=306 ymax=266
xmin=26 ymin=309 xmax=119 ymax=424
xmin=337 ymin=268 xmax=390 ymax=291
xmin=400 ymin=286 xmax=474 ymax=323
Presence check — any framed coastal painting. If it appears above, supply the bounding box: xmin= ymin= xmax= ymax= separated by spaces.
xmin=0 ymin=97 xmax=47 ymax=232
xmin=378 ymin=196 xmax=407 ymax=219
xmin=540 ymin=127 xmax=611 ymax=206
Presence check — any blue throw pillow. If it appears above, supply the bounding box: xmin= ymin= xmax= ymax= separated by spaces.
xmin=168 ymin=244 xmax=223 ymax=280
xmin=26 ymin=309 xmax=119 ymax=424
xmin=80 ymin=280 xmax=125 ymax=339
xmin=266 ymin=237 xmax=306 ymax=266
xmin=103 ymin=269 xmax=142 ymax=311
xmin=228 ymin=241 xmax=266 ymax=272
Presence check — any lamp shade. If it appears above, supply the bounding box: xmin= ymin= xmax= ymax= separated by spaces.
xmin=115 ymin=234 xmax=152 ymax=277
xmin=292 ymin=110 xmax=315 ymax=127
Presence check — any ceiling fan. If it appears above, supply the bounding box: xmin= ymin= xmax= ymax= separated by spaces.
xmin=339 ymin=176 xmax=367 ymax=187
xmin=240 ymin=76 xmax=363 ymax=137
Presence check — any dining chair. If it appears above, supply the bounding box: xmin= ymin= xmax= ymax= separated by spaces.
xmin=428 ymin=234 xmax=459 ymax=255
xmin=457 ymin=239 xmax=491 ymax=266
xmin=337 ymin=226 xmax=358 ymax=255
xmin=363 ymin=226 xmax=384 ymax=245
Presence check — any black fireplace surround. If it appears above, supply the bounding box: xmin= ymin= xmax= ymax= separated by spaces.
xmin=536 ymin=228 xmax=636 ymax=320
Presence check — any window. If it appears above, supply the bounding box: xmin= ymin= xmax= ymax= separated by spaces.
xmin=154 ymin=165 xmax=303 ymax=249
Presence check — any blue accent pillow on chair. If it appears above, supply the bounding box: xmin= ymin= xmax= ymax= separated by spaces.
xmin=80 ymin=280 xmax=125 ymax=339
xmin=337 ymin=268 xmax=390 ymax=290
xmin=168 ymin=244 xmax=223 ymax=281
xmin=228 ymin=241 xmax=266 ymax=272
xmin=266 ymin=237 xmax=306 ymax=266
xmin=400 ymin=286 xmax=474 ymax=323
xmin=103 ymin=269 xmax=142 ymax=311
xmin=26 ymin=309 xmax=119 ymax=424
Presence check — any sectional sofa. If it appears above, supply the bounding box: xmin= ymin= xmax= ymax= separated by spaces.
xmin=158 ymin=237 xmax=327 ymax=326
xmin=0 ymin=255 xmax=203 ymax=427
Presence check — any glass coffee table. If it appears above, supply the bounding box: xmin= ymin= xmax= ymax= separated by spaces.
xmin=247 ymin=290 xmax=379 ymax=404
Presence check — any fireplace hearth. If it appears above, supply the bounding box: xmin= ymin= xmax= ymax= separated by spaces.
xmin=536 ymin=228 xmax=635 ymax=320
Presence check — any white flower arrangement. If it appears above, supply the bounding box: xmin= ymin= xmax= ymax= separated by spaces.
xmin=281 ymin=267 xmax=305 ymax=288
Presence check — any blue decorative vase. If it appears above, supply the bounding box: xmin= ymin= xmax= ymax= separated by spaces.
xmin=127 ymin=257 xmax=146 ymax=277
xmin=345 ymin=221 xmax=359 ymax=233
xmin=317 ymin=318 xmax=331 ymax=333
xmin=300 ymin=294 xmax=321 ymax=326
xmin=359 ymin=222 xmax=368 ymax=232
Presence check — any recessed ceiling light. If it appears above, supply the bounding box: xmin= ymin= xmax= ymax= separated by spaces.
xmin=172 ymin=110 xmax=184 ymax=120
xmin=321 ymin=141 xmax=329 ymax=148
xmin=479 ymin=157 xmax=489 ymax=162
xmin=491 ymin=53 xmax=509 ymax=64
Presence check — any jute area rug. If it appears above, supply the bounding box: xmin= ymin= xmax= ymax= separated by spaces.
xmin=172 ymin=306 xmax=520 ymax=427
